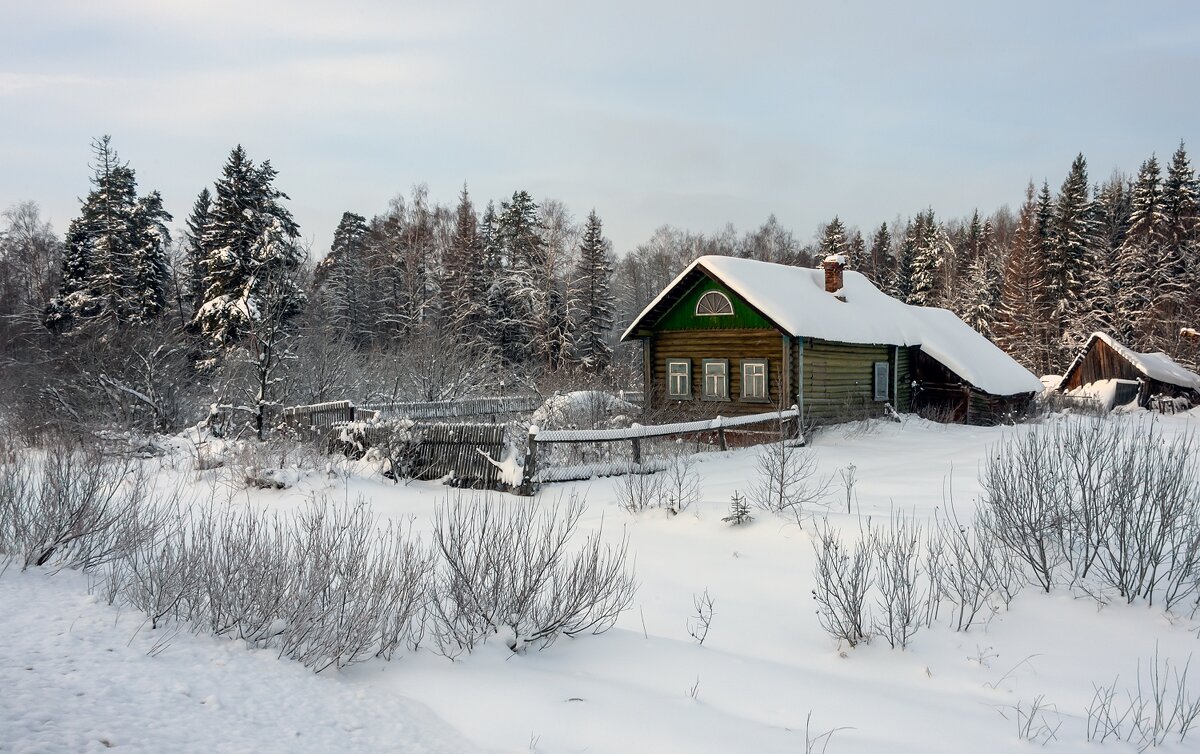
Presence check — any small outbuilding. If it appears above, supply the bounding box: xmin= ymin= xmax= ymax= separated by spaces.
xmin=621 ymin=255 xmax=1043 ymax=425
xmin=1058 ymin=332 xmax=1200 ymax=411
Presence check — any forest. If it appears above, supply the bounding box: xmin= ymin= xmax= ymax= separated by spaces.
xmin=1 ymin=137 xmax=1197 ymax=439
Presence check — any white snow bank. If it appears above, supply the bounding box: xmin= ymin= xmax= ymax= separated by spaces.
xmin=530 ymin=391 xmax=640 ymax=432
xmin=0 ymin=569 xmax=477 ymax=754
xmin=1064 ymin=378 xmax=1137 ymax=411
xmin=623 ymin=255 xmax=1043 ymax=396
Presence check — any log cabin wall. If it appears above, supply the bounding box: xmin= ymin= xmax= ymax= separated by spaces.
xmin=800 ymin=338 xmax=895 ymax=422
xmin=649 ymin=329 xmax=787 ymax=416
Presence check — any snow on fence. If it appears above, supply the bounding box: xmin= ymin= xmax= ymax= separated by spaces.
xmin=280 ymin=401 xmax=378 ymax=438
xmin=520 ymin=406 xmax=800 ymax=490
xmin=360 ymin=394 xmax=542 ymax=421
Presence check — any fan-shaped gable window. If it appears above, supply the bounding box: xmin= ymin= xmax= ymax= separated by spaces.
xmin=695 ymin=290 xmax=734 ymax=317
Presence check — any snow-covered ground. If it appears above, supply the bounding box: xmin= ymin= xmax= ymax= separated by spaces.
xmin=5 ymin=411 xmax=1200 ymax=753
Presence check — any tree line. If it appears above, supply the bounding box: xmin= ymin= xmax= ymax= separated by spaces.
xmin=0 ymin=136 xmax=1196 ymax=438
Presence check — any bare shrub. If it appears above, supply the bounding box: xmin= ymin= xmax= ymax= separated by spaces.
xmin=279 ymin=498 xmax=430 ymax=670
xmin=687 ymin=589 xmax=715 ymax=645
xmin=185 ymin=502 xmax=295 ymax=642
xmin=981 ymin=418 xmax=1200 ymax=611
xmin=935 ymin=508 xmax=1006 ymax=632
xmin=871 ymin=514 xmax=925 ymax=649
xmin=810 ymin=520 xmax=873 ymax=647
xmin=660 ymin=447 xmax=700 ymax=514
xmin=999 ymin=694 xmax=1062 ymax=745
xmin=115 ymin=520 xmax=197 ymax=630
xmin=1086 ymin=648 xmax=1200 ymax=748
xmin=0 ymin=447 xmax=167 ymax=571
xmin=614 ymin=469 xmax=665 ymax=514
xmin=749 ymin=439 xmax=830 ymax=524
xmin=428 ymin=493 xmax=636 ymax=655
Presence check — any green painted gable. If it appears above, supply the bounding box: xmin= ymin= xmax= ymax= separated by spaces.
xmin=653 ymin=276 xmax=776 ymax=331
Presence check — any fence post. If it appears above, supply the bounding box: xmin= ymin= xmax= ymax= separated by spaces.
xmin=715 ymin=415 xmax=727 ymax=451
xmin=631 ymin=436 xmax=641 ymax=465
xmin=519 ymin=425 xmax=539 ymax=496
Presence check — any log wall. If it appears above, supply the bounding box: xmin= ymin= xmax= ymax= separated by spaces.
xmin=649 ymin=329 xmax=787 ymax=415
xmin=800 ymin=338 xmax=893 ymax=422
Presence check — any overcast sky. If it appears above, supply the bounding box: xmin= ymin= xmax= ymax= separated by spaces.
xmin=3 ymin=0 xmax=1198 ymax=256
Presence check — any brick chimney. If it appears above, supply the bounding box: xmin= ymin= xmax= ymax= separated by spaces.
xmin=822 ymin=254 xmax=846 ymax=301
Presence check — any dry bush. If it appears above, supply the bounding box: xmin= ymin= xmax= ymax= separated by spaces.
xmin=981 ymin=418 xmax=1200 ymax=612
xmin=0 ymin=445 xmax=169 ymax=571
xmin=872 ymin=514 xmax=925 ymax=649
xmin=428 ymin=493 xmax=636 ymax=656
xmin=749 ymin=439 xmax=830 ymax=524
xmin=660 ymin=447 xmax=700 ymax=514
xmin=810 ymin=520 xmax=874 ymax=647
xmin=613 ymin=469 xmax=665 ymax=513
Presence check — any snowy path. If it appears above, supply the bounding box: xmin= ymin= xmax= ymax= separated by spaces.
xmin=0 ymin=569 xmax=477 ymax=754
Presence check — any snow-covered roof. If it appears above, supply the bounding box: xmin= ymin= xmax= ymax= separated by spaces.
xmin=622 ymin=255 xmax=1043 ymax=397
xmin=1065 ymin=332 xmax=1200 ymax=390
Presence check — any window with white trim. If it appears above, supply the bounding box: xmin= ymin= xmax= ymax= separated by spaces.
xmin=695 ymin=290 xmax=734 ymax=316
xmin=666 ymin=359 xmax=691 ymax=399
xmin=702 ymin=359 xmax=729 ymax=400
xmin=742 ymin=359 xmax=768 ymax=401
xmin=873 ymin=361 xmax=890 ymax=402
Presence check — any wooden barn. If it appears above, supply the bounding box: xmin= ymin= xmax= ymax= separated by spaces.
xmin=621 ymin=255 xmax=1043 ymax=425
xmin=1058 ymin=332 xmax=1200 ymax=411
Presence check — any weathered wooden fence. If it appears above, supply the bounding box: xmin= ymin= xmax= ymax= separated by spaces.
xmin=361 ymin=395 xmax=542 ymax=421
xmin=519 ymin=406 xmax=800 ymax=491
xmin=333 ymin=421 xmax=509 ymax=489
xmin=415 ymin=423 xmax=508 ymax=487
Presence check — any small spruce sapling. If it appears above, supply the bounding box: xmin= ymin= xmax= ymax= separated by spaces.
xmin=723 ymin=491 xmax=753 ymax=525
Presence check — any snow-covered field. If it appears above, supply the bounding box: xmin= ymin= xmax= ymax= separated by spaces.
xmin=5 ymin=412 xmax=1200 ymax=753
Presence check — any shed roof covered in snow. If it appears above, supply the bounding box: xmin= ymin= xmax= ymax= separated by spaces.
xmin=621 ymin=255 xmax=1043 ymax=397
xmin=1061 ymin=332 xmax=1200 ymax=391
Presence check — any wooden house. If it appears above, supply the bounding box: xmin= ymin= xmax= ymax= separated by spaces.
xmin=620 ymin=255 xmax=1043 ymax=425
xmin=1058 ymin=332 xmax=1200 ymax=410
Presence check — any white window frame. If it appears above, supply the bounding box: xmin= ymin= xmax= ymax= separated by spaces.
xmin=666 ymin=359 xmax=691 ymax=399
xmin=702 ymin=359 xmax=729 ymax=401
xmin=741 ymin=359 xmax=769 ymax=402
xmin=695 ymin=290 xmax=734 ymax=317
xmin=873 ymin=361 xmax=890 ymax=402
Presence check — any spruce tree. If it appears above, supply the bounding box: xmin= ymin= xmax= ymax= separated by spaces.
xmin=45 ymin=136 xmax=166 ymax=332
xmin=994 ymin=183 xmax=1049 ymax=372
xmin=893 ymin=218 xmax=918 ymax=303
xmin=193 ymin=145 xmax=304 ymax=351
xmin=495 ymin=190 xmax=556 ymax=368
xmin=572 ymin=210 xmax=615 ymax=373
xmin=183 ymin=188 xmax=212 ymax=312
xmin=315 ymin=211 xmax=369 ymax=344
xmin=1081 ymin=175 xmax=1131 ymax=340
xmin=443 ymin=185 xmax=486 ymax=339
xmin=866 ymin=223 xmax=893 ymax=289
xmin=128 ymin=190 xmax=173 ymax=324
xmin=1050 ymin=155 xmax=1101 ymax=356
xmin=1162 ymin=143 xmax=1199 ymax=311
xmin=817 ymin=216 xmax=848 ymax=261
xmin=1115 ymin=157 xmax=1166 ymax=345
xmin=907 ymin=210 xmax=944 ymax=307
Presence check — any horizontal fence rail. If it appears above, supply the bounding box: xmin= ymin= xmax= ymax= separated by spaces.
xmin=360 ymin=394 xmax=542 ymax=421
xmin=521 ymin=406 xmax=800 ymax=490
